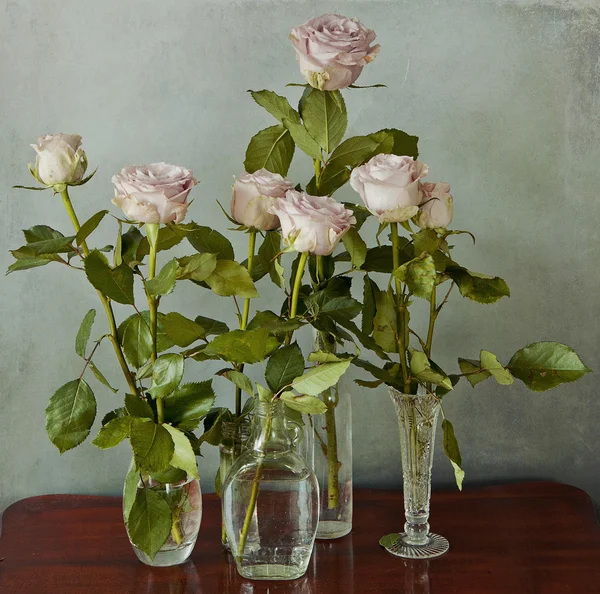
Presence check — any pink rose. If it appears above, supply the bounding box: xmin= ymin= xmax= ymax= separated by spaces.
xmin=350 ymin=154 xmax=429 ymax=223
xmin=290 ymin=14 xmax=380 ymax=91
xmin=231 ymin=169 xmax=293 ymax=230
xmin=269 ymin=189 xmax=356 ymax=256
xmin=416 ymin=182 xmax=454 ymax=229
xmin=30 ymin=134 xmax=87 ymax=186
xmin=112 ymin=162 xmax=197 ymax=224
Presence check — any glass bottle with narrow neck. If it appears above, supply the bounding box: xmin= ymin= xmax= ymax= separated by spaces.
xmin=222 ymin=399 xmax=319 ymax=580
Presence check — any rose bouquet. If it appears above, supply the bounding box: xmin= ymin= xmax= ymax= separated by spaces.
xmin=9 ymin=11 xmax=591 ymax=579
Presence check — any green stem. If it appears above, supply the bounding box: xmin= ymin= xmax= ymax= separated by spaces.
xmin=316 ymin=254 xmax=325 ymax=285
xmin=236 ymin=231 xmax=257 ymax=416
xmin=290 ymin=252 xmax=308 ymax=320
xmin=145 ymin=224 xmax=162 ymax=424
xmin=325 ymin=401 xmax=340 ymax=509
xmin=237 ymin=400 xmax=275 ymax=559
xmin=425 ymin=285 xmax=437 ymax=359
xmin=391 ymin=223 xmax=410 ymax=392
xmin=60 ymin=188 xmax=139 ymax=397
xmin=313 ymin=159 xmax=322 ymax=192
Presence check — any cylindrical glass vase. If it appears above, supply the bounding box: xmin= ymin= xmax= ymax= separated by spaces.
xmin=222 ymin=399 xmax=319 ymax=580
xmin=379 ymin=387 xmax=449 ymax=559
xmin=123 ymin=462 xmax=202 ymax=567
xmin=311 ymin=330 xmax=352 ymax=539
xmin=219 ymin=420 xmax=251 ymax=550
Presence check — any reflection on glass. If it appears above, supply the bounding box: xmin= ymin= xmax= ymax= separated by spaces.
xmin=404 ymin=560 xmax=430 ymax=594
xmin=132 ymin=560 xmax=203 ymax=594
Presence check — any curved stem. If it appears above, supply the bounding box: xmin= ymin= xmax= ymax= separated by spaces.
xmin=290 ymin=252 xmax=308 ymax=320
xmin=60 ymin=189 xmax=139 ymax=397
xmin=425 ymin=285 xmax=437 ymax=359
xmin=391 ymin=223 xmax=410 ymax=392
xmin=145 ymin=223 xmax=162 ymax=423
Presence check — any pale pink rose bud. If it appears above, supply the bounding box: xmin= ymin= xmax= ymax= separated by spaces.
xmin=269 ymin=189 xmax=356 ymax=256
xmin=231 ymin=169 xmax=293 ymax=230
xmin=30 ymin=134 xmax=87 ymax=186
xmin=111 ymin=162 xmax=197 ymax=225
xmin=415 ymin=182 xmax=454 ymax=229
xmin=290 ymin=14 xmax=380 ymax=91
xmin=350 ymin=154 xmax=429 ymax=223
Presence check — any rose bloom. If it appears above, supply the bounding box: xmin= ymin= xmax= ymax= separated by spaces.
xmin=231 ymin=169 xmax=293 ymax=230
xmin=416 ymin=182 xmax=454 ymax=229
xmin=290 ymin=13 xmax=380 ymax=91
xmin=112 ymin=162 xmax=197 ymax=224
xmin=269 ymin=189 xmax=356 ymax=256
xmin=350 ymin=154 xmax=429 ymax=223
xmin=30 ymin=134 xmax=87 ymax=186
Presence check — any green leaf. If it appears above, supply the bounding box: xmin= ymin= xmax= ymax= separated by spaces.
xmin=336 ymin=315 xmax=391 ymax=361
xmin=75 ymin=309 xmax=96 ymax=358
xmin=247 ymin=310 xmax=303 ymax=335
xmin=127 ymin=486 xmax=172 ymax=561
xmin=291 ymin=360 xmax=351 ymax=396
xmin=373 ymin=288 xmax=398 ymax=353
xmin=162 ymin=312 xmax=206 ymax=347
xmin=244 ymin=124 xmax=295 ymax=176
xmin=102 ymin=408 xmax=126 ymax=425
xmin=146 ymin=259 xmax=179 ymax=297
xmin=119 ymin=311 xmax=173 ymax=354
xmin=23 ymin=225 xmax=63 ymax=243
xmin=6 ymin=258 xmax=54 ymax=273
xmin=89 ymin=361 xmax=119 ymax=393
xmin=249 ymin=89 xmax=301 ymax=124
xmin=329 ymin=132 xmax=393 ymax=168
xmin=362 ymin=275 xmax=377 ymax=335
xmin=123 ymin=465 xmax=139 ymax=522
xmin=307 ymin=162 xmax=351 ymax=196
xmin=181 ymin=223 xmax=234 ymax=260
xmin=458 ymin=358 xmax=491 ymax=387
xmin=121 ymin=314 xmax=153 ymax=369
xmin=217 ymin=369 xmax=254 ymax=396
xmin=442 ymin=419 xmax=464 ymax=491
xmin=45 ymin=379 xmax=96 ymax=453
xmin=360 ymin=243 xmax=412 ymax=273
xmin=205 ymin=260 xmax=259 ymax=298
xmin=84 ymin=250 xmax=135 ymax=305
xmin=121 ymin=226 xmax=144 ymax=265
xmin=204 ymin=328 xmax=271 ymax=364
xmin=447 ymin=267 xmax=510 ymax=304
xmin=256 ymin=384 xmax=273 ymax=403
xmin=321 ymin=296 xmax=362 ymax=321
xmin=199 ymin=407 xmax=233 ymax=447
xmin=394 ymin=254 xmax=436 ymax=300
xmin=163 ymin=425 xmax=199 ymax=479
xmin=194 ymin=316 xmax=229 ymax=336
xmin=258 ymin=230 xmax=284 ymax=288
xmin=151 ymin=467 xmax=188 ymax=484
xmin=92 ymin=417 xmax=131 ymax=449
xmin=282 ymin=118 xmax=322 ymax=160
xmin=300 ymin=89 xmax=347 ymax=154
xmin=164 ymin=381 xmax=216 ymax=430
xmin=410 ymin=350 xmax=453 ymax=390
xmin=376 ymin=128 xmax=419 ymax=159
xmin=136 ymin=225 xmax=185 ymax=259
xmin=125 ymin=393 xmax=154 ymax=419
xmin=480 ymin=350 xmax=514 ymax=385
xmin=149 ymin=354 xmax=184 ymax=399
xmin=507 ymin=342 xmax=591 ymax=392
xmin=265 ymin=343 xmax=305 ymax=392
xmin=12 ymin=235 xmax=76 ymax=258
xmin=341 ymin=228 xmax=367 ymax=269
xmin=130 ymin=418 xmax=174 ymax=473
xmin=76 ymin=210 xmax=108 ymax=246
xmin=280 ymin=391 xmax=328 ymax=414
xmin=177 ymin=253 xmax=218 ymax=282
xmin=308 ymin=351 xmax=353 ymax=363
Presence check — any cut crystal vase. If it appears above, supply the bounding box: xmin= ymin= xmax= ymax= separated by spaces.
xmin=379 ymin=387 xmax=449 ymax=559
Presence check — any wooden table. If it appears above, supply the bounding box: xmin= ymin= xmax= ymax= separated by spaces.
xmin=1 ymin=482 xmax=599 ymax=593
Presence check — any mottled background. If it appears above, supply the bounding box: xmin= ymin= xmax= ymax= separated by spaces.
xmin=1 ymin=0 xmax=599 ymax=514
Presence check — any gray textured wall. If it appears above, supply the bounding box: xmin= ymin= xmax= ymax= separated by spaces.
xmin=1 ymin=0 xmax=599 ymax=514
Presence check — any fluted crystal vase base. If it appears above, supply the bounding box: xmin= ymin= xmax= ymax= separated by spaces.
xmin=379 ymin=532 xmax=449 ymax=559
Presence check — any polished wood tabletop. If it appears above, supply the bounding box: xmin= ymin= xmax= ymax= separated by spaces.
xmin=0 ymin=482 xmax=599 ymax=593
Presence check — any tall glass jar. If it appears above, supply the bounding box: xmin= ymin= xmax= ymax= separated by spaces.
xmin=379 ymin=387 xmax=449 ymax=559
xmin=123 ymin=461 xmax=202 ymax=567
xmin=311 ymin=330 xmax=353 ymax=539
xmin=219 ymin=420 xmax=251 ymax=549
xmin=222 ymin=399 xmax=319 ymax=580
